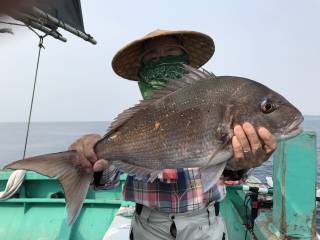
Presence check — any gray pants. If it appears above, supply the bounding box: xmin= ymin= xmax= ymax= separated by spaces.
xmin=130 ymin=203 xmax=228 ymax=240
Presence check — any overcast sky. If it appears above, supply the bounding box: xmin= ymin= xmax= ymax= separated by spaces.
xmin=0 ymin=0 xmax=319 ymax=122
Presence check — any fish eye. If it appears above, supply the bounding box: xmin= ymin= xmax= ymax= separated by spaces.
xmin=261 ymin=98 xmax=276 ymax=114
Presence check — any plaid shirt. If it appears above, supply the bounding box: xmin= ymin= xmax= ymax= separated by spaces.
xmin=98 ymin=167 xmax=226 ymax=214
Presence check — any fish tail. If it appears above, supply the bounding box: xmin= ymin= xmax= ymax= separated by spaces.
xmin=3 ymin=151 xmax=93 ymax=225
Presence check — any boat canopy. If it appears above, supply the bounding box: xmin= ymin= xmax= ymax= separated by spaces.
xmin=21 ymin=0 xmax=84 ymax=31
xmin=5 ymin=0 xmax=96 ymax=44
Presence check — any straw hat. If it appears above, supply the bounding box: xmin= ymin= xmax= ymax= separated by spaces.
xmin=112 ymin=29 xmax=215 ymax=81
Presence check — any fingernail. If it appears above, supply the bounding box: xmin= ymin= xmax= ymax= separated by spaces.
xmin=234 ymin=125 xmax=241 ymax=131
xmin=94 ymin=164 xmax=102 ymax=172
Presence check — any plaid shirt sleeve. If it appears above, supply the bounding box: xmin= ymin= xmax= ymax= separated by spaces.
xmin=95 ymin=165 xmax=121 ymax=190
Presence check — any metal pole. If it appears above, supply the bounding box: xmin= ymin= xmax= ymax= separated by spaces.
xmin=12 ymin=12 xmax=67 ymax=42
xmin=32 ymin=7 xmax=97 ymax=45
xmin=28 ymin=21 xmax=67 ymax=42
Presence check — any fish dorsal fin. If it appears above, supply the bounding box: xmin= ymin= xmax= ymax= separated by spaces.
xmin=105 ymin=65 xmax=215 ymax=137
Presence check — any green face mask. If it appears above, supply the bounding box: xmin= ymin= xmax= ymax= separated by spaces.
xmin=138 ymin=54 xmax=189 ymax=99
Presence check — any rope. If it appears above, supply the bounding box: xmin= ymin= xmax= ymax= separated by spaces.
xmin=0 ymin=170 xmax=26 ymax=199
xmin=22 ymin=36 xmax=45 ymax=159
xmin=0 ymin=35 xmax=46 ymax=200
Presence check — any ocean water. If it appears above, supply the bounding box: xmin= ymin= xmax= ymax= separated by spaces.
xmin=0 ymin=121 xmax=109 ymax=166
xmin=0 ymin=118 xmax=319 ymax=231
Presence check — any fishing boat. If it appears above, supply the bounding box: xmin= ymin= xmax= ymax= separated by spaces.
xmin=0 ymin=1 xmax=318 ymax=239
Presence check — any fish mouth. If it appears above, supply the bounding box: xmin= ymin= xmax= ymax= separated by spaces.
xmin=280 ymin=116 xmax=304 ymax=140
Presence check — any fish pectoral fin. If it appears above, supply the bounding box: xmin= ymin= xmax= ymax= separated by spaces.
xmin=113 ymin=160 xmax=160 ymax=182
xmin=201 ymin=148 xmax=232 ymax=192
xmin=208 ymin=147 xmax=233 ymax=166
xmin=200 ymin=161 xmax=227 ymax=193
xmin=4 ymin=151 xmax=93 ymax=225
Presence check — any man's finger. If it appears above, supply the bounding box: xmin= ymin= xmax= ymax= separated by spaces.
xmin=258 ymin=127 xmax=277 ymax=153
xmin=83 ymin=146 xmax=97 ymax=163
xmin=232 ymin=136 xmax=244 ymax=160
xmin=242 ymin=122 xmax=262 ymax=154
xmin=82 ymin=134 xmax=101 ymax=143
xmin=234 ymin=125 xmax=251 ymax=153
xmin=80 ymin=134 xmax=101 ymax=162
xmin=68 ymin=141 xmax=84 ymax=153
xmin=72 ymin=153 xmax=93 ymax=174
xmin=229 ymin=136 xmax=246 ymax=170
xmin=93 ymin=159 xmax=110 ymax=172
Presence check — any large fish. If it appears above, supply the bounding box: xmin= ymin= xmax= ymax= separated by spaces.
xmin=4 ymin=66 xmax=303 ymax=225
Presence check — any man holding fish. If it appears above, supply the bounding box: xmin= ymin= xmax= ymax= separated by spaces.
xmin=69 ymin=30 xmax=278 ymax=239
xmin=7 ymin=29 xmax=303 ymax=239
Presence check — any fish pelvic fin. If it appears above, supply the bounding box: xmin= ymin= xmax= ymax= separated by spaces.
xmin=4 ymin=151 xmax=93 ymax=225
xmin=200 ymin=148 xmax=232 ymax=193
xmin=112 ymin=160 xmax=160 ymax=182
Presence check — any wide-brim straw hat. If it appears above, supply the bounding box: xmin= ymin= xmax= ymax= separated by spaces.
xmin=112 ymin=29 xmax=215 ymax=81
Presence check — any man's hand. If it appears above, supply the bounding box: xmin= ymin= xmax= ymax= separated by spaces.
xmin=68 ymin=134 xmax=110 ymax=172
xmin=228 ymin=122 xmax=277 ymax=170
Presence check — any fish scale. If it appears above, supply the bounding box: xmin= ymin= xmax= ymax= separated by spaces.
xmin=101 ymin=87 xmax=228 ymax=170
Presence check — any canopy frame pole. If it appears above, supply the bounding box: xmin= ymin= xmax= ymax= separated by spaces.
xmin=28 ymin=21 xmax=67 ymax=42
xmin=32 ymin=7 xmax=97 ymax=45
